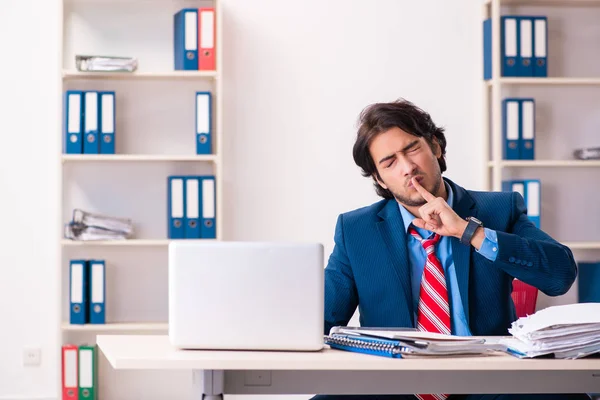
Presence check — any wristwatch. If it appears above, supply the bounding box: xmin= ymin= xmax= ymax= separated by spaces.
xmin=460 ymin=216 xmax=483 ymax=246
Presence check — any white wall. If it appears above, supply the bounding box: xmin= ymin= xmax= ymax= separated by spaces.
xmin=5 ymin=0 xmax=593 ymax=399
xmin=221 ymin=0 xmax=484 ymax=250
xmin=0 ymin=0 xmax=61 ymax=399
xmin=220 ymin=0 xmax=484 ymax=348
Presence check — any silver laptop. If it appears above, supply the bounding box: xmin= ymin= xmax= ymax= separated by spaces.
xmin=168 ymin=241 xmax=325 ymax=351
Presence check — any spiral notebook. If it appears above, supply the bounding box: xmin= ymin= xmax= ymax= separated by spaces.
xmin=325 ymin=327 xmax=507 ymax=358
xmin=325 ymin=334 xmax=408 ymax=358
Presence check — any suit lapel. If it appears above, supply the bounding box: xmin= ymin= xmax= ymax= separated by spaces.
xmin=376 ymin=199 xmax=414 ymax=322
xmin=446 ymin=178 xmax=477 ymax=327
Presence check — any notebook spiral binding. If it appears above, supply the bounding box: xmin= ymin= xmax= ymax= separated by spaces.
xmin=325 ymin=334 xmax=404 ymax=356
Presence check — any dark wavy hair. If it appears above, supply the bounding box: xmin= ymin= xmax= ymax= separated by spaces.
xmin=352 ymin=99 xmax=448 ymax=199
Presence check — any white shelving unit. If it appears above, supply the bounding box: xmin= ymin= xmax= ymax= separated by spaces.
xmin=482 ymin=0 xmax=600 ymax=307
xmin=62 ymin=154 xmax=218 ymax=163
xmin=59 ymin=0 xmax=223 ymax=398
xmin=563 ymin=242 xmax=600 ymax=250
xmin=62 ymin=70 xmax=218 ymax=80
xmin=62 ymin=322 xmax=168 ymax=332
xmin=485 ymin=0 xmax=600 ymax=6
xmin=483 ymin=0 xmax=600 ymax=190
xmin=487 ymin=77 xmax=600 ymax=85
xmin=61 ymin=239 xmax=217 ymax=246
xmin=489 ymin=160 xmax=600 ymax=167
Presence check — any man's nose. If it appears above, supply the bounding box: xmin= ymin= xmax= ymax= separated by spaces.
xmin=399 ymin=157 xmax=417 ymax=177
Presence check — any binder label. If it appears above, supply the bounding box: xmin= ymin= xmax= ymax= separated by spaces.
xmin=197 ymin=94 xmax=210 ymax=134
xmin=203 ymin=178 xmax=215 ymax=219
xmin=71 ymin=263 xmax=83 ymax=304
xmin=187 ymin=178 xmax=199 ymax=219
xmin=185 ymin=11 xmax=198 ymax=51
xmin=507 ymin=101 xmax=519 ymax=145
xmin=534 ymin=19 xmax=547 ymax=57
xmin=85 ymin=92 xmax=98 ymax=132
xmin=79 ymin=348 xmax=93 ymax=392
xmin=527 ymin=181 xmax=540 ymax=216
xmin=513 ymin=183 xmax=525 ymax=200
xmin=171 ymin=179 xmax=184 ymax=220
xmin=200 ymin=10 xmax=215 ymax=48
xmin=64 ymin=349 xmax=77 ymax=388
xmin=68 ymin=94 xmax=81 ymax=134
xmin=505 ymin=18 xmax=517 ymax=57
xmin=520 ymin=18 xmax=532 ymax=58
xmin=101 ymin=94 xmax=114 ymax=134
xmin=521 ymin=19 xmax=533 ymax=62
xmin=91 ymin=263 xmax=104 ymax=304
xmin=522 ymin=101 xmax=535 ymax=141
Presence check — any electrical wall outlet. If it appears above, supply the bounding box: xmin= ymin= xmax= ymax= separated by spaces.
xmin=244 ymin=370 xmax=271 ymax=386
xmin=23 ymin=347 xmax=41 ymax=366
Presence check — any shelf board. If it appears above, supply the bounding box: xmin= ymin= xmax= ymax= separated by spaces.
xmin=485 ymin=0 xmax=600 ymax=5
xmin=562 ymin=242 xmax=600 ymax=250
xmin=62 ymin=154 xmax=218 ymax=163
xmin=62 ymin=322 xmax=168 ymax=332
xmin=61 ymin=239 xmax=597 ymax=249
xmin=487 ymin=77 xmax=600 ymax=86
xmin=489 ymin=160 xmax=600 ymax=167
xmin=62 ymin=70 xmax=217 ymax=80
xmin=62 ymin=239 xmax=217 ymax=246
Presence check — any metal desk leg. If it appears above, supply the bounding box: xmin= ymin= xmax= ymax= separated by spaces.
xmin=192 ymin=370 xmax=224 ymax=400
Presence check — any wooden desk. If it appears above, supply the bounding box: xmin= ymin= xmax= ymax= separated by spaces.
xmin=97 ymin=335 xmax=600 ymax=400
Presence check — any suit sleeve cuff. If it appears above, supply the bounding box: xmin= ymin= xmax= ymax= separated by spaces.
xmin=476 ymin=228 xmax=499 ymax=261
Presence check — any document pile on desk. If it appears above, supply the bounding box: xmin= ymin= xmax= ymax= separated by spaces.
xmin=325 ymin=327 xmax=506 ymax=358
xmin=64 ymin=209 xmax=134 ymax=241
xmin=500 ymin=303 xmax=600 ymax=359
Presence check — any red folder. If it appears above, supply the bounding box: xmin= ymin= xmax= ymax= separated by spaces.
xmin=62 ymin=345 xmax=79 ymax=400
xmin=198 ymin=7 xmax=216 ymax=70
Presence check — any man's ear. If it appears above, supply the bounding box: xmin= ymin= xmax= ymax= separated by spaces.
xmin=374 ymin=174 xmax=388 ymax=190
xmin=431 ymin=138 xmax=442 ymax=158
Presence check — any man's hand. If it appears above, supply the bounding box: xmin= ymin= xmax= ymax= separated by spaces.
xmin=411 ymin=177 xmax=468 ymax=239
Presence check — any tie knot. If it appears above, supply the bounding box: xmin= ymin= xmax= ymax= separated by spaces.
xmin=408 ymin=226 xmax=440 ymax=253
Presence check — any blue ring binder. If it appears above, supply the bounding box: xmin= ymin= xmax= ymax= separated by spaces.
xmin=325 ymin=334 xmax=405 ymax=358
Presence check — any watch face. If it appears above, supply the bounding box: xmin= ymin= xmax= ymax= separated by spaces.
xmin=470 ymin=217 xmax=482 ymax=225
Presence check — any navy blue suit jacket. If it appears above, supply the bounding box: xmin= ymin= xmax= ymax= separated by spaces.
xmin=324 ymin=177 xmax=578 ymax=336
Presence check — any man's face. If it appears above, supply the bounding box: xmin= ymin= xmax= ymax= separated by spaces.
xmin=369 ymin=127 xmax=443 ymax=207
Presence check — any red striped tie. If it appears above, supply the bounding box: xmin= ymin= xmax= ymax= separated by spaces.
xmin=408 ymin=226 xmax=450 ymax=400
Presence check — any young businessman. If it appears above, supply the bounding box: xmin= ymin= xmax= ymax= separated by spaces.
xmin=312 ymin=99 xmax=589 ymax=400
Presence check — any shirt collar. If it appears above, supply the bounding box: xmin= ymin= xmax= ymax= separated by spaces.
xmin=398 ymin=180 xmax=453 ymax=234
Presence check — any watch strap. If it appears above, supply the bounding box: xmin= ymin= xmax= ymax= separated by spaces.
xmin=460 ymin=218 xmax=481 ymax=246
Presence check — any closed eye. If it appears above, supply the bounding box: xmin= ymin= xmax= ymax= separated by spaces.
xmin=377 ymin=140 xmax=420 ymax=167
xmin=407 ymin=145 xmax=420 ymax=153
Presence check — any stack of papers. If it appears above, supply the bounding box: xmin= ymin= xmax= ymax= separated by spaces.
xmin=500 ymin=303 xmax=600 ymax=359
xmin=64 ymin=209 xmax=134 ymax=241
xmin=327 ymin=327 xmax=506 ymax=358
xmin=75 ymin=55 xmax=138 ymax=72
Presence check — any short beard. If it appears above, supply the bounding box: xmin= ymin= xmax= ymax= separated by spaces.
xmin=393 ymin=174 xmax=442 ymax=207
